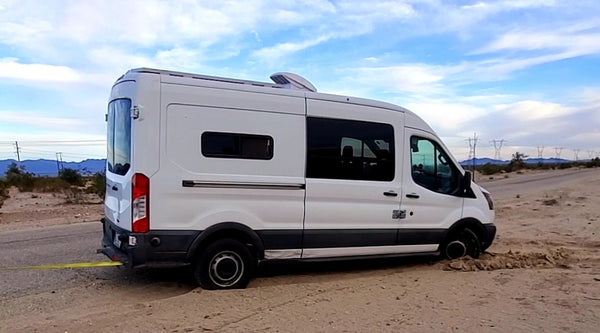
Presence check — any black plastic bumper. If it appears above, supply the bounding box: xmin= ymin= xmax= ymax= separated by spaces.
xmin=99 ymin=217 xmax=201 ymax=268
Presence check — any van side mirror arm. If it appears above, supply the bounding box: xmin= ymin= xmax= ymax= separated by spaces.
xmin=460 ymin=171 xmax=473 ymax=197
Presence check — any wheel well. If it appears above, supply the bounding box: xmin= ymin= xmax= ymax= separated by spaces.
xmin=187 ymin=223 xmax=264 ymax=263
xmin=445 ymin=218 xmax=485 ymax=246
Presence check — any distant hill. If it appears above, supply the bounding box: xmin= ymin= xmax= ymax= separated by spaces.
xmin=460 ymin=157 xmax=572 ymax=166
xmin=0 ymin=159 xmax=106 ymax=177
xmin=460 ymin=158 xmax=508 ymax=166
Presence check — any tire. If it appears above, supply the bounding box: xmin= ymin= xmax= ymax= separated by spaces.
xmin=441 ymin=227 xmax=481 ymax=260
xmin=194 ymin=238 xmax=255 ymax=290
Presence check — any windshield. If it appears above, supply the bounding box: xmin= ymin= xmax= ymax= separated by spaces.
xmin=107 ymin=99 xmax=131 ymax=176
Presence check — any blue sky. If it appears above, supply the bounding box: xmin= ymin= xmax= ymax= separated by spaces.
xmin=1 ymin=0 xmax=599 ymax=162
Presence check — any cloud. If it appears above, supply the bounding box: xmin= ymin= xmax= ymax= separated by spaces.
xmin=341 ymin=64 xmax=447 ymax=95
xmin=0 ymin=58 xmax=80 ymax=82
xmin=0 ymin=110 xmax=85 ymax=130
xmin=252 ymin=35 xmax=333 ymax=61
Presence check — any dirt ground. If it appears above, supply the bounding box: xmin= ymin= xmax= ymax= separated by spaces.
xmin=0 ymin=169 xmax=599 ymax=332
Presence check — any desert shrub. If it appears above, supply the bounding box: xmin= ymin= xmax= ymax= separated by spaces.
xmin=59 ymin=168 xmax=83 ymax=186
xmin=32 ymin=177 xmax=71 ymax=192
xmin=507 ymin=152 xmax=528 ymax=172
xmin=557 ymin=162 xmax=573 ymax=169
xmin=585 ymin=158 xmax=600 ymax=168
xmin=0 ymin=179 xmax=9 ymax=209
xmin=85 ymin=172 xmax=106 ymax=199
xmin=4 ymin=163 xmax=35 ymax=191
xmin=64 ymin=187 xmax=86 ymax=204
xmin=478 ymin=163 xmax=506 ymax=175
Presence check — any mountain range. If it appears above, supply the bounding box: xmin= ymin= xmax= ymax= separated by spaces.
xmin=0 ymin=159 xmax=106 ymax=177
xmin=459 ymin=157 xmax=572 ymax=167
xmin=0 ymin=156 xmax=580 ymax=177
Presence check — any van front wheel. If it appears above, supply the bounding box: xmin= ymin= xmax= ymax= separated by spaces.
xmin=194 ymin=239 xmax=254 ymax=289
xmin=442 ymin=227 xmax=481 ymax=260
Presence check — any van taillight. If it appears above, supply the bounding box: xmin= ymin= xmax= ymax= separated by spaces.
xmin=132 ymin=173 xmax=149 ymax=233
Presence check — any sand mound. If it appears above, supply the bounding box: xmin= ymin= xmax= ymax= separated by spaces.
xmin=444 ymin=248 xmax=573 ymax=272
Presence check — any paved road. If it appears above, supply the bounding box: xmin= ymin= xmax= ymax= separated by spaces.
xmin=1 ymin=167 xmax=598 ymax=299
xmin=0 ymin=221 xmax=192 ymax=299
xmin=477 ymin=168 xmax=600 ymax=199
xmin=0 ymin=222 xmax=106 ymax=298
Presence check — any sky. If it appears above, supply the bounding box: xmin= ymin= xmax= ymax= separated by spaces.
xmin=1 ymin=0 xmax=599 ymax=162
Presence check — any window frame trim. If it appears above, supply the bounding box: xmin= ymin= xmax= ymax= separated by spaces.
xmin=201 ymin=131 xmax=274 ymax=160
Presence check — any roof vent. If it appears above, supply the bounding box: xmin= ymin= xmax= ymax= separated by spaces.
xmin=270 ymin=72 xmax=317 ymax=92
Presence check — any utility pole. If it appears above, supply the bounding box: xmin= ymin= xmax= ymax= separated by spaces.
xmin=14 ymin=141 xmax=21 ymax=168
xmin=467 ymin=133 xmax=479 ymax=180
xmin=490 ymin=139 xmax=505 ymax=160
xmin=56 ymin=152 xmax=64 ymax=173
xmin=588 ymin=150 xmax=595 ymax=160
xmin=537 ymin=146 xmax=544 ymax=159
xmin=573 ymin=149 xmax=580 ymax=161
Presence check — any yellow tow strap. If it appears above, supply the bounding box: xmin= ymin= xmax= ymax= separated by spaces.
xmin=0 ymin=261 xmax=123 ymax=271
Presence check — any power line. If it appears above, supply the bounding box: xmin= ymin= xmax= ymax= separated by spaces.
xmin=490 ymin=139 xmax=505 ymax=160
xmin=554 ymin=147 xmax=564 ymax=159
xmin=537 ymin=145 xmax=544 ymax=159
xmin=466 ymin=132 xmax=479 ymax=179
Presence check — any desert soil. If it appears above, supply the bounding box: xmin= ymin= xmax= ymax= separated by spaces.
xmin=0 ymin=168 xmax=599 ymax=332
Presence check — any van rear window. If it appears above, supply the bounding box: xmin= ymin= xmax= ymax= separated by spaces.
xmin=201 ymin=132 xmax=273 ymax=160
xmin=107 ymin=99 xmax=131 ymax=176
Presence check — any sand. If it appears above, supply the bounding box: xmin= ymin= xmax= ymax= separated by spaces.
xmin=0 ymin=168 xmax=598 ymax=332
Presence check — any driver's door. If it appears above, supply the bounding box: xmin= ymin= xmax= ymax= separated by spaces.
xmin=400 ymin=128 xmax=464 ymax=231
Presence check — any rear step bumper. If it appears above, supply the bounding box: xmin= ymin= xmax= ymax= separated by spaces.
xmin=99 ymin=217 xmax=201 ymax=268
xmin=97 ymin=246 xmax=129 ymax=266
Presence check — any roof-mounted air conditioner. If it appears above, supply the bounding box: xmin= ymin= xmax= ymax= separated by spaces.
xmin=270 ymin=72 xmax=317 ymax=92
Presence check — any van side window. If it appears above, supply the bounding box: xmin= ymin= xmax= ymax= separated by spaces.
xmin=410 ymin=136 xmax=460 ymax=194
xmin=307 ymin=117 xmax=394 ymax=181
xmin=202 ymin=132 xmax=273 ymax=160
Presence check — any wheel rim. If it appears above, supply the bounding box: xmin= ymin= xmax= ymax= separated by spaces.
xmin=209 ymin=250 xmax=244 ymax=288
xmin=446 ymin=240 xmax=467 ymax=259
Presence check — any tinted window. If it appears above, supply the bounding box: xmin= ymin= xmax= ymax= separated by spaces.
xmin=202 ymin=132 xmax=273 ymax=160
xmin=307 ymin=117 xmax=394 ymax=181
xmin=107 ymin=99 xmax=131 ymax=176
xmin=410 ymin=136 xmax=460 ymax=194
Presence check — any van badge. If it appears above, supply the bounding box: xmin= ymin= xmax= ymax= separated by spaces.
xmin=393 ymin=210 xmax=407 ymax=219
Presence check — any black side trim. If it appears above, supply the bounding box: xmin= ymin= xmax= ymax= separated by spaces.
xmin=303 ymin=229 xmax=397 ymax=248
xmin=256 ymin=230 xmax=303 ymax=249
xmin=182 ymin=180 xmax=305 ymax=190
xmin=257 ymin=228 xmax=448 ymax=250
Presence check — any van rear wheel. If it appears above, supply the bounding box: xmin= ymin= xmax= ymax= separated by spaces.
xmin=442 ymin=227 xmax=481 ymax=260
xmin=194 ymin=239 xmax=254 ymax=290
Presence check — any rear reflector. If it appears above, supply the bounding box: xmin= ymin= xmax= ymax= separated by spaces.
xmin=132 ymin=173 xmax=149 ymax=233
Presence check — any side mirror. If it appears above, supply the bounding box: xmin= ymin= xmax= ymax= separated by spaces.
xmin=460 ymin=171 xmax=472 ymax=195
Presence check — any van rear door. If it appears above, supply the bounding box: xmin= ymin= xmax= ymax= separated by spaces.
xmin=105 ymin=97 xmax=133 ymax=231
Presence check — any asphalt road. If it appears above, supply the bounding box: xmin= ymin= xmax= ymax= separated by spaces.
xmin=1 ymin=167 xmax=598 ymax=299
xmin=477 ymin=168 xmax=600 ymax=199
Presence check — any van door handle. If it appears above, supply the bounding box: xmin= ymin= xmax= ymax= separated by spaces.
xmin=406 ymin=193 xmax=420 ymax=199
xmin=383 ymin=191 xmax=398 ymax=197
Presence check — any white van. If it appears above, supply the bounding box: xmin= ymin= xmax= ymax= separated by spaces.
xmin=100 ymin=68 xmax=495 ymax=289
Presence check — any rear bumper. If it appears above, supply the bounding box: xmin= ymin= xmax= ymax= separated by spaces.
xmin=99 ymin=217 xmax=200 ymax=268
